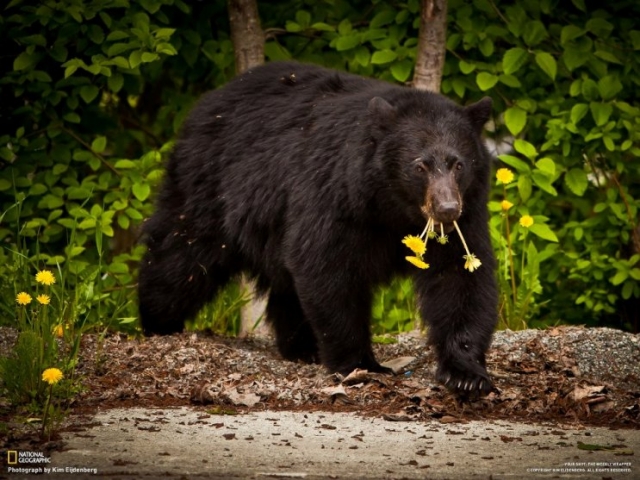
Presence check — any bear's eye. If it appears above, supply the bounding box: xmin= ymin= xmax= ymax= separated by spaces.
xmin=414 ymin=158 xmax=427 ymax=173
xmin=455 ymin=162 xmax=464 ymax=171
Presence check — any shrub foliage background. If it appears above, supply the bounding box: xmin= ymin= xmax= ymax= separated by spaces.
xmin=2 ymin=0 xmax=639 ymax=334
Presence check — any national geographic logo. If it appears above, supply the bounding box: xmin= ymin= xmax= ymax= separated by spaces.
xmin=6 ymin=450 xmax=51 ymax=464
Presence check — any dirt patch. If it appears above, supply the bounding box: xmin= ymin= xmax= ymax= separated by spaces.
xmin=1 ymin=326 xmax=639 ymax=451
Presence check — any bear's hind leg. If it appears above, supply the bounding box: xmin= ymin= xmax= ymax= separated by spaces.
xmin=266 ymin=291 xmax=319 ymax=364
xmin=138 ymin=225 xmax=235 ymax=335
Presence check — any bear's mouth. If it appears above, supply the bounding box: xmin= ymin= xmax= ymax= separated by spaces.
xmin=433 ymin=221 xmax=455 ymax=234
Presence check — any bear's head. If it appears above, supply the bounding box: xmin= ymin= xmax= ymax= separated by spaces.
xmin=368 ymin=94 xmax=492 ymax=232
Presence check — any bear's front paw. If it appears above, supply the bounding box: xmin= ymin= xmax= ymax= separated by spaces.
xmin=436 ymin=361 xmax=493 ymax=396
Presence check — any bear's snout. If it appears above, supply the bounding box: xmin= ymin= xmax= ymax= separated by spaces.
xmin=434 ymin=200 xmax=460 ymax=224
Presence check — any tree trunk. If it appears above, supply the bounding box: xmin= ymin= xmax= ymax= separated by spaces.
xmin=413 ymin=0 xmax=448 ymax=92
xmin=228 ymin=0 xmax=264 ymax=75
xmin=228 ymin=0 xmax=269 ymax=337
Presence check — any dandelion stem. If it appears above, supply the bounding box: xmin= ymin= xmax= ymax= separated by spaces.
xmin=504 ymin=203 xmax=517 ymax=307
xmin=419 ymin=217 xmax=433 ymax=240
xmin=41 ymin=384 xmax=53 ymax=440
xmin=452 ymin=220 xmax=472 ymax=256
xmin=440 ymin=223 xmax=444 ymax=238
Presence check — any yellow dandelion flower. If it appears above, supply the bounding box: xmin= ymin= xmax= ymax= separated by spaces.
xmin=464 ymin=254 xmax=482 ymax=272
xmin=42 ymin=368 xmax=63 ymax=385
xmin=53 ymin=324 xmax=64 ymax=338
xmin=501 ymin=199 xmax=514 ymax=211
xmin=405 ymin=256 xmax=430 ymax=269
xmin=402 ymin=235 xmax=426 ymax=256
xmin=16 ymin=292 xmax=32 ymax=305
xmin=519 ymin=215 xmax=534 ymax=228
xmin=37 ymin=294 xmax=51 ymax=305
xmin=35 ymin=270 xmax=56 ymax=286
xmin=496 ymin=168 xmax=515 ymax=184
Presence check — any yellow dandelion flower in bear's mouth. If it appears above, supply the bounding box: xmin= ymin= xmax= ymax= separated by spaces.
xmin=464 ymin=254 xmax=482 ymax=272
xmin=35 ymin=270 xmax=56 ymax=286
xmin=16 ymin=292 xmax=32 ymax=305
xmin=496 ymin=168 xmax=515 ymax=184
xmin=405 ymin=256 xmax=429 ymax=269
xmin=402 ymin=235 xmax=426 ymax=256
xmin=42 ymin=368 xmax=63 ymax=385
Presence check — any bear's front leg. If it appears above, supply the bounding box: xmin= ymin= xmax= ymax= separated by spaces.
xmin=415 ymin=241 xmax=498 ymax=396
xmin=292 ymin=271 xmax=389 ymax=376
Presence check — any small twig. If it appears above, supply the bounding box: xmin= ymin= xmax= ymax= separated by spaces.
xmin=61 ymin=126 xmax=121 ymax=177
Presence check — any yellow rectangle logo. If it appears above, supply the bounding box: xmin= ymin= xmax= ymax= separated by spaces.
xmin=7 ymin=450 xmax=17 ymax=464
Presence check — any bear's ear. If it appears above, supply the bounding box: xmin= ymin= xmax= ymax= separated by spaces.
xmin=368 ymin=97 xmax=397 ymax=139
xmin=465 ymin=97 xmax=492 ymax=133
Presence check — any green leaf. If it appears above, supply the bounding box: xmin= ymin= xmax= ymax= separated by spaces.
xmin=63 ymin=112 xmax=81 ymax=123
xmin=561 ymin=25 xmax=585 ymax=45
xmin=522 ymin=21 xmax=548 ymax=46
xmin=311 ymin=22 xmax=334 ymax=32
xmin=107 ymin=31 xmax=130 ymax=41
xmin=129 ymin=50 xmax=142 ymax=69
xmin=594 ymin=50 xmax=621 ymax=64
xmin=498 ymin=74 xmax=521 ymax=88
xmin=20 ymin=34 xmax=47 ymax=46
xmin=295 ymin=10 xmax=311 ymax=27
xmin=535 ymin=52 xmax=557 ymax=80
xmin=371 ymin=50 xmax=397 ymax=64
xmin=67 ymin=187 xmax=92 ymax=200
xmin=529 ymin=224 xmax=559 ymax=242
xmin=141 ymin=52 xmax=159 ymax=63
xmin=504 ymin=107 xmax=527 ymax=136
xmin=518 ymin=175 xmax=532 ymax=202
xmin=479 ymin=37 xmax=494 ymax=57
xmin=132 ymin=183 xmax=151 ymax=201
xmin=562 ymin=47 xmax=587 ymax=72
xmin=535 ymin=157 xmax=556 ymax=176
xmin=498 ymin=154 xmax=531 ymax=173
xmin=92 ymin=136 xmax=107 ymax=153
xmin=564 ymin=168 xmax=589 ymax=197
xmin=459 ymin=60 xmax=475 ymax=74
xmin=514 ymin=139 xmax=537 ymax=159
xmin=390 ymin=60 xmax=412 ymax=83
xmin=570 ymin=103 xmax=589 ymax=125
xmin=88 ymin=25 xmax=104 ymax=44
xmin=586 ymin=18 xmax=614 ymax=38
xmin=108 ymin=73 xmax=124 ymax=92
xmin=335 ymin=35 xmax=360 ymax=51
xmin=115 ymin=159 xmax=136 ymax=169
xmin=502 ymin=47 xmax=528 ymax=75
xmin=370 ymin=10 xmax=396 ymax=28
xmin=285 ymin=21 xmax=302 ymax=33
xmin=597 ymin=75 xmax=623 ymax=100
xmin=264 ymin=42 xmax=291 ymax=61
xmin=80 ymin=85 xmax=99 ymax=104
xmin=354 ymin=47 xmax=370 ymax=67
xmin=0 ymin=179 xmax=11 ymax=191
xmin=14 ymin=51 xmax=37 ymax=71
xmin=532 ymin=171 xmax=558 ymax=195
xmin=476 ymin=72 xmax=498 ymax=91
xmin=590 ymin=102 xmax=613 ymax=127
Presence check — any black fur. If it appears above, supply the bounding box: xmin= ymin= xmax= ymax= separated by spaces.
xmin=138 ymin=61 xmax=498 ymax=395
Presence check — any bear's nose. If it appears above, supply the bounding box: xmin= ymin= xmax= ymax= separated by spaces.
xmin=435 ymin=201 xmax=460 ymax=223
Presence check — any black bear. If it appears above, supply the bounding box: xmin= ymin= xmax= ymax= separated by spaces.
xmin=138 ymin=61 xmax=498 ymax=395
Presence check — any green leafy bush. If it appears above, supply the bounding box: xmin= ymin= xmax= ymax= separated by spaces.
xmin=1 ymin=0 xmax=639 ymax=336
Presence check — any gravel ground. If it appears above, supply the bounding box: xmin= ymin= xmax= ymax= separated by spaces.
xmin=2 ymin=325 xmax=638 ymax=436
